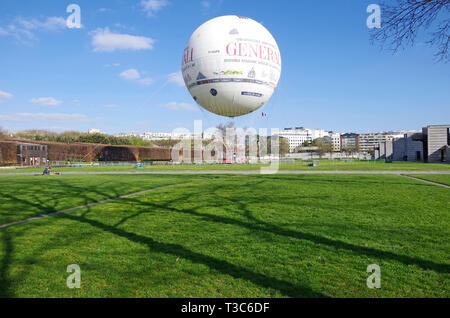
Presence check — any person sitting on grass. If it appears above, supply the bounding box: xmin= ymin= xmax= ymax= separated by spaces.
xmin=42 ymin=167 xmax=50 ymax=175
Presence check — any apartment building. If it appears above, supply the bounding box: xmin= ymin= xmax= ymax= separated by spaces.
xmin=340 ymin=133 xmax=359 ymax=152
xmin=359 ymin=133 xmax=395 ymax=153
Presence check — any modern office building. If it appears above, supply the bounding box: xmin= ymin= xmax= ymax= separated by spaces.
xmin=276 ymin=128 xmax=312 ymax=152
xmin=309 ymin=128 xmax=329 ymax=140
xmin=329 ymin=132 xmax=341 ymax=152
xmin=117 ymin=131 xmax=193 ymax=141
xmin=374 ymin=140 xmax=394 ymax=160
xmin=359 ymin=133 xmax=395 ymax=153
xmin=377 ymin=125 xmax=449 ymax=163
xmin=420 ymin=125 xmax=450 ymax=163
xmin=340 ymin=133 xmax=359 ymax=152
xmin=276 ymin=128 xmax=339 ymax=153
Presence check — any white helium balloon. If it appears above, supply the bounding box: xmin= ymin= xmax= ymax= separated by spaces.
xmin=181 ymin=15 xmax=282 ymax=117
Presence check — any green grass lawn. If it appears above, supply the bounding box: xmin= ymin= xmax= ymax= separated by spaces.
xmin=0 ymin=175 xmax=184 ymax=225
xmin=0 ymin=174 xmax=448 ymax=297
xmin=1 ymin=159 xmax=450 ymax=173
xmin=407 ymin=174 xmax=450 ymax=186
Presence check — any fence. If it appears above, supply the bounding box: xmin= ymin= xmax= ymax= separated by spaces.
xmin=2 ymin=156 xmax=385 ymax=169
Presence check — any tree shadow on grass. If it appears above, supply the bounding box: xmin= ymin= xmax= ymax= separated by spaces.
xmin=0 ymin=179 xmax=122 ymax=225
xmin=2 ymin=175 xmax=448 ymax=298
xmin=57 ymin=212 xmax=326 ymax=298
xmin=0 ymin=174 xmax=187 ymax=225
xmin=123 ymin=183 xmax=450 ymax=274
xmin=0 ymin=177 xmax=168 ymax=297
xmin=1 ymin=177 xmax=326 ymax=298
xmin=0 ymin=230 xmax=14 ymax=297
xmin=258 ymin=175 xmax=439 ymax=188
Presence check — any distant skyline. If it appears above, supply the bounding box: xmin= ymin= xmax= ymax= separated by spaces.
xmin=113 ymin=126 xmax=422 ymax=136
xmin=0 ymin=0 xmax=449 ymax=134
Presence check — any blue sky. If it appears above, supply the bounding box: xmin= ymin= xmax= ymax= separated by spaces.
xmin=0 ymin=0 xmax=449 ymax=134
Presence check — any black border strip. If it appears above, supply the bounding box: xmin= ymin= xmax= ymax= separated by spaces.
xmin=0 ymin=298 xmax=446 ymax=315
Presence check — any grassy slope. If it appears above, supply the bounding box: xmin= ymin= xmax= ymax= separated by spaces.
xmin=1 ymin=160 xmax=450 ymax=173
xmin=0 ymin=174 xmax=448 ymax=297
xmin=407 ymin=174 xmax=450 ymax=186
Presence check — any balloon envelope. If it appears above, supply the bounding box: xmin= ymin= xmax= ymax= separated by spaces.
xmin=182 ymin=15 xmax=282 ymax=117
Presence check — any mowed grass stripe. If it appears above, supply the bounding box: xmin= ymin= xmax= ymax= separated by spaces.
xmin=0 ymin=174 xmax=448 ymax=297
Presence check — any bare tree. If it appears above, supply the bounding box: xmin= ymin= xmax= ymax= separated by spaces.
xmin=371 ymin=0 xmax=450 ymax=62
xmin=0 ymin=126 xmax=7 ymax=140
xmin=216 ymin=121 xmax=235 ymax=135
xmin=315 ymin=138 xmax=333 ymax=159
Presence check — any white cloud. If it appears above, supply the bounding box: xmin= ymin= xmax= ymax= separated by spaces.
xmin=0 ymin=16 xmax=67 ymax=43
xmin=29 ymin=97 xmax=62 ymax=107
xmin=120 ymin=69 xmax=141 ymax=80
xmin=0 ymin=113 xmax=87 ymax=122
xmin=16 ymin=16 xmax=66 ymax=31
xmin=91 ymin=28 xmax=155 ymax=52
xmin=163 ymin=102 xmax=198 ymax=112
xmin=0 ymin=90 xmax=13 ymax=103
xmin=141 ymin=0 xmax=169 ymax=16
xmin=167 ymin=71 xmax=185 ymax=86
xmin=2 ymin=24 xmax=34 ymax=42
xmin=119 ymin=68 xmax=153 ymax=86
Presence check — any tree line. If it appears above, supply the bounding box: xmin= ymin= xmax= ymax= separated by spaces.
xmin=8 ymin=129 xmax=160 ymax=147
xmin=1 ymin=127 xmax=290 ymax=155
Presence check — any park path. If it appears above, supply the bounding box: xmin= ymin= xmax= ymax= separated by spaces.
xmin=400 ymin=175 xmax=450 ymax=189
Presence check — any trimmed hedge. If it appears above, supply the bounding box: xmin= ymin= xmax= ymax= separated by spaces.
xmin=0 ymin=141 xmax=18 ymax=165
xmin=0 ymin=140 xmax=171 ymax=164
